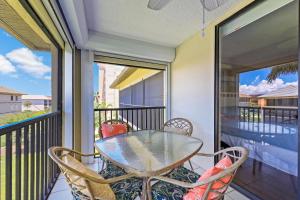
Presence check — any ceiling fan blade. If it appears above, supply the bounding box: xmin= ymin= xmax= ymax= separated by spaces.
xmin=147 ymin=0 xmax=173 ymax=10
xmin=201 ymin=0 xmax=228 ymax=11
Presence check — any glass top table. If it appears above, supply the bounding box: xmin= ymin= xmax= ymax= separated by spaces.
xmin=95 ymin=130 xmax=203 ymax=199
xmin=94 ymin=130 xmax=203 ymax=176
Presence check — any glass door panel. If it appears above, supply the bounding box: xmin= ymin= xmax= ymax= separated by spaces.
xmin=218 ymin=1 xmax=298 ymax=199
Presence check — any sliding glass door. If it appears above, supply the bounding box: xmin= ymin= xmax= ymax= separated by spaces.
xmin=216 ymin=0 xmax=299 ymax=199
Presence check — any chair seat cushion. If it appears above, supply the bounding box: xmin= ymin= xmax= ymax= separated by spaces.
xmin=72 ymin=163 xmax=143 ymax=200
xmin=168 ymin=166 xmax=200 ymax=183
xmin=101 ymin=123 xmax=128 ymax=138
xmin=152 ymin=166 xmax=200 ymax=200
xmin=99 ymin=162 xmax=127 ymax=178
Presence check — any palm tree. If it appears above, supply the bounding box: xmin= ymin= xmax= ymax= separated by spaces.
xmin=267 ymin=61 xmax=298 ymax=83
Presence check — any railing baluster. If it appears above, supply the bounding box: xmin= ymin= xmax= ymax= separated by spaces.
xmin=137 ymin=109 xmax=139 ymax=130
xmin=24 ymin=126 xmax=29 ymax=200
xmin=41 ymin=119 xmax=45 ymax=199
xmin=150 ymin=109 xmax=152 ymax=129
xmin=48 ymin=117 xmax=53 ymax=190
xmin=36 ymin=121 xmax=41 ymax=200
xmin=44 ymin=118 xmax=49 ymax=196
xmin=15 ymin=129 xmax=22 ymax=200
xmin=146 ymin=108 xmax=148 ymax=129
xmin=6 ymin=131 xmax=13 ymax=200
xmin=30 ymin=123 xmax=35 ymax=200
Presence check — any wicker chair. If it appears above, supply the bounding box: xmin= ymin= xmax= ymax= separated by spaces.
xmin=48 ymin=147 xmax=143 ymax=200
xmin=98 ymin=119 xmax=132 ymax=171
xmin=163 ymin=118 xmax=193 ymax=136
xmin=163 ymin=118 xmax=194 ymax=170
xmin=148 ymin=147 xmax=248 ymax=200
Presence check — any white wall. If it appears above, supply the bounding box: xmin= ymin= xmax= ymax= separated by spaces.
xmin=170 ymin=0 xmax=253 ymax=169
xmin=170 ymin=31 xmax=215 ymax=170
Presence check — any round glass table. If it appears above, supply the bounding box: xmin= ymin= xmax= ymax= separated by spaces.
xmin=94 ymin=130 xmax=203 ymax=199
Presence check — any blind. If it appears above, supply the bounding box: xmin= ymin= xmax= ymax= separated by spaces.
xmin=94 ymin=54 xmax=167 ymax=70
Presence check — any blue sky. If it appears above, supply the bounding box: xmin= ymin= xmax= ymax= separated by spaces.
xmin=240 ymin=68 xmax=298 ymax=85
xmin=0 ymin=29 xmax=52 ymax=95
xmin=0 ymin=28 xmax=100 ymax=96
xmin=239 ymin=67 xmax=298 ymax=95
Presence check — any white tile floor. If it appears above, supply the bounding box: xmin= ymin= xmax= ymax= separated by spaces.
xmin=48 ymin=159 xmax=251 ymax=200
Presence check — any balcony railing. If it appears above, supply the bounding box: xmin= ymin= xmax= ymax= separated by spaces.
xmin=239 ymin=106 xmax=298 ymax=124
xmin=94 ymin=106 xmax=166 ymax=140
xmin=0 ymin=112 xmax=61 ymax=200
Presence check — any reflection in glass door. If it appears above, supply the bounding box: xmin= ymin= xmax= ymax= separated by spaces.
xmin=217 ymin=1 xmax=298 ymax=199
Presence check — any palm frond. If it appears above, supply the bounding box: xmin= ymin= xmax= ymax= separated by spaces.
xmin=267 ymin=62 xmax=298 ymax=83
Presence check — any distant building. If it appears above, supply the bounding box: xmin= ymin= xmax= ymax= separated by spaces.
xmin=22 ymin=95 xmax=52 ymax=111
xmin=0 ymin=86 xmax=24 ymax=114
xmin=258 ymin=85 xmax=298 ymax=108
xmin=239 ymin=93 xmax=259 ymax=107
xmin=110 ymin=68 xmax=164 ymax=107
xmin=98 ymin=63 xmax=123 ymax=107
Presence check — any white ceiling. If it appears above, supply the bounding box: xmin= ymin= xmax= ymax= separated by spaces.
xmin=58 ymin=0 xmax=243 ymax=61
xmin=84 ymin=0 xmax=241 ymax=47
xmin=222 ymin=0 xmax=298 ymax=72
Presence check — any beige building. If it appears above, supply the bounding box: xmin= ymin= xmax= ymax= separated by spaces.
xmin=98 ymin=63 xmax=123 ymax=107
xmin=0 ymin=86 xmax=24 ymax=114
xmin=22 ymin=95 xmax=52 ymax=111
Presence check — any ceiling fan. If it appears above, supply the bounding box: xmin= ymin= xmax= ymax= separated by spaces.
xmin=147 ymin=0 xmax=228 ymax=11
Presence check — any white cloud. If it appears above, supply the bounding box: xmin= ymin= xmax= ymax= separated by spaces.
xmin=240 ymin=78 xmax=298 ymax=95
xmin=6 ymin=48 xmax=50 ymax=78
xmin=0 ymin=55 xmax=16 ymax=74
xmin=44 ymin=75 xmax=51 ymax=80
xmin=251 ymin=75 xmax=260 ymax=85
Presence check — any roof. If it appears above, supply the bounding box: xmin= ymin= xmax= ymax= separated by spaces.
xmin=0 ymin=86 xmax=24 ymax=95
xmin=239 ymin=94 xmax=257 ymax=98
xmin=110 ymin=67 xmax=137 ymax=89
xmin=258 ymin=85 xmax=298 ymax=98
xmin=22 ymin=95 xmax=52 ymax=100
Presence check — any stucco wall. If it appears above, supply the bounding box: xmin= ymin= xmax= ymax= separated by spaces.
xmin=170 ymin=0 xmax=253 ymax=169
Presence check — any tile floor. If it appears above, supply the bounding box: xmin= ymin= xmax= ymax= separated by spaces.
xmin=48 ymin=159 xmax=251 ymax=200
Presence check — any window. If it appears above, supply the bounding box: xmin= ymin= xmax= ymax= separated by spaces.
xmin=11 ymin=96 xmax=13 ymax=101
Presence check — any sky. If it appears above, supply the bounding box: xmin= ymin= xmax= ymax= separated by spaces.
xmin=239 ymin=67 xmax=298 ymax=95
xmin=0 ymin=29 xmax=52 ymax=96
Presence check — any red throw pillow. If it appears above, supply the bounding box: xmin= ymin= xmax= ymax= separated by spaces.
xmin=183 ymin=156 xmax=233 ymax=200
xmin=101 ymin=124 xmax=128 ymax=139
xmin=216 ymin=156 xmax=233 ymax=169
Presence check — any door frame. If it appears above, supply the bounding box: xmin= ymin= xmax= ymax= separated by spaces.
xmin=214 ymin=0 xmax=300 ymax=199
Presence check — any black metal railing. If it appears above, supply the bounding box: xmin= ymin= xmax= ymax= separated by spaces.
xmin=0 ymin=112 xmax=61 ymax=200
xmin=94 ymin=106 xmax=166 ymax=140
xmin=239 ymin=106 xmax=298 ymax=124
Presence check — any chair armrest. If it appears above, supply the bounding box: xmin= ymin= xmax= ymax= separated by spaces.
xmin=149 ymin=176 xmax=195 ymax=189
xmin=196 ymin=152 xmax=215 ymax=157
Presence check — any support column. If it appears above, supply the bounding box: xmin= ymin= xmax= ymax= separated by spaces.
xmin=81 ymin=50 xmax=94 ymax=163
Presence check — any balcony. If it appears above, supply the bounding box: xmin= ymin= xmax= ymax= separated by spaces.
xmin=0 ymin=0 xmax=299 ymax=200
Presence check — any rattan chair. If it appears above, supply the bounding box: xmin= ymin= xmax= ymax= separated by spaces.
xmin=163 ymin=118 xmax=193 ymax=136
xmin=163 ymin=118 xmax=194 ymax=170
xmin=48 ymin=147 xmax=143 ymax=200
xmin=148 ymin=147 xmax=248 ymax=200
xmin=98 ymin=119 xmax=132 ymax=171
